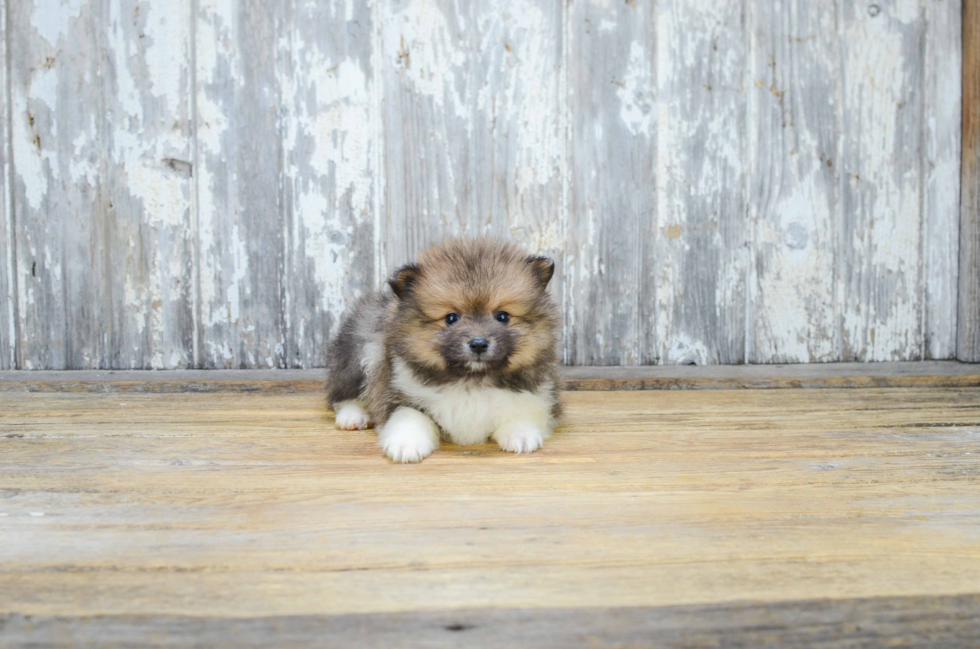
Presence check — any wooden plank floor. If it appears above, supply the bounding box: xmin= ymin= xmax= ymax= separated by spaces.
xmin=2 ymin=387 xmax=980 ymax=646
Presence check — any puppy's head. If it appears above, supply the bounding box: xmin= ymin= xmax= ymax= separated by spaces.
xmin=387 ymin=239 xmax=558 ymax=378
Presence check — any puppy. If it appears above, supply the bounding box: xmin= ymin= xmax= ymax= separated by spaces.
xmin=325 ymin=239 xmax=561 ymax=463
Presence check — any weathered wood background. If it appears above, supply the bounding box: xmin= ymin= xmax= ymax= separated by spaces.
xmin=0 ymin=0 xmax=965 ymax=369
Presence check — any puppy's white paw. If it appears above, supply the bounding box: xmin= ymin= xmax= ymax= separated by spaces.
xmin=382 ymin=434 xmax=437 ymax=463
xmin=494 ymin=421 xmax=545 ymax=454
xmin=334 ymin=400 xmax=372 ymax=430
xmin=379 ymin=407 xmax=440 ymax=463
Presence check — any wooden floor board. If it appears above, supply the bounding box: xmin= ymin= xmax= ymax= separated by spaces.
xmin=4 ymin=595 xmax=980 ymax=648
xmin=2 ymin=387 xmax=980 ymax=644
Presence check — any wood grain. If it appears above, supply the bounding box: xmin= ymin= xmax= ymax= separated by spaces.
xmin=0 ymin=0 xmax=968 ymax=369
xmin=839 ymin=0 xmax=925 ymax=361
xmin=560 ymin=361 xmax=980 ymax=390
xmin=103 ymin=0 xmax=196 ymax=369
xmin=4 ymin=594 xmax=980 ymax=648
xmin=380 ymin=0 xmax=472 ymax=261
xmin=748 ymin=0 xmax=839 ymax=363
xmin=923 ymin=0 xmax=962 ymax=360
xmin=655 ymin=0 xmax=748 ymax=365
xmin=2 ymin=387 xmax=979 ymax=627
xmin=195 ymin=0 xmax=285 ymax=369
xmin=280 ymin=0 xmax=380 ymax=369
xmin=380 ymin=0 xmax=564 ymax=277
xmin=961 ymin=0 xmax=980 ymax=362
xmin=566 ymin=0 xmax=655 ymax=365
xmin=9 ymin=0 xmax=108 ymax=369
xmin=0 ymin=1 xmax=12 ymax=372
xmin=2 ymin=362 xmax=979 ymax=393
xmin=467 ymin=0 xmax=565 ymax=287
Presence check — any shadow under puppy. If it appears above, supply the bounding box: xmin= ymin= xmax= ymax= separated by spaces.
xmin=326 ymin=239 xmax=562 ymax=463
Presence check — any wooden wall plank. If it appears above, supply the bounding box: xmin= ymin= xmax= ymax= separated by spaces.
xmin=0 ymin=0 xmax=13 ymax=370
xmin=195 ymin=0 xmax=286 ymax=368
xmin=102 ymin=0 xmax=196 ymax=368
xmin=379 ymin=0 xmax=564 ymax=273
xmin=380 ymin=0 xmax=480 ymax=262
xmin=922 ymin=0 xmax=961 ymax=360
xmin=654 ymin=0 xmax=748 ymax=364
xmin=9 ymin=0 xmax=108 ymax=369
xmin=839 ymin=0 xmax=925 ymax=361
xmin=466 ymin=0 xmax=565 ymax=320
xmin=280 ymin=0 xmax=380 ymax=368
xmin=747 ymin=0 xmax=840 ymax=363
xmin=960 ymin=0 xmax=980 ymax=362
xmin=566 ymin=0 xmax=655 ymax=365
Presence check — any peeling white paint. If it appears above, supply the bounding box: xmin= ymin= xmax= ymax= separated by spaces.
xmin=887 ymin=0 xmax=920 ymax=25
xmin=12 ymin=63 xmax=60 ymax=213
xmin=384 ymin=0 xmax=468 ymax=120
xmin=1 ymin=0 xmax=12 ymax=368
xmin=654 ymin=0 xmax=747 ymax=364
xmin=484 ymin=0 xmax=563 ymax=205
xmin=4 ymin=0 xmax=963 ymax=369
xmin=617 ymin=41 xmax=653 ymax=136
xmin=841 ymin=9 xmax=921 ymax=360
xmin=748 ymin=0 xmax=839 ymax=364
xmin=307 ymin=60 xmax=373 ymax=216
xmin=665 ymin=334 xmax=710 ymax=366
xmin=511 ymin=218 xmax=563 ymax=255
xmin=921 ymin=0 xmax=962 ymax=359
xmin=281 ymin=3 xmax=378 ymax=367
xmin=69 ymin=127 xmax=98 ymax=186
xmin=12 ymin=105 xmax=47 ymax=210
xmin=103 ymin=0 xmax=194 ymax=368
xmin=196 ymin=0 xmax=248 ymax=364
xmin=30 ymin=0 xmax=85 ymax=47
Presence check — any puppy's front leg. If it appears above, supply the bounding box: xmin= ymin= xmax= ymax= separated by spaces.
xmin=493 ymin=421 xmax=547 ymax=454
xmin=379 ymin=406 xmax=440 ymax=463
xmin=333 ymin=399 xmax=373 ymax=430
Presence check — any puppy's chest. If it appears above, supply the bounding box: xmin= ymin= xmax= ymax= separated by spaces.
xmin=391 ymin=361 xmax=551 ymax=445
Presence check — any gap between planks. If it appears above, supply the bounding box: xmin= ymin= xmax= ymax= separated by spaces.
xmin=0 ymin=361 xmax=977 ymax=393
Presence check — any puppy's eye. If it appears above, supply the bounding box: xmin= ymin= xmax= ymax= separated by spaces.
xmin=494 ymin=311 xmax=510 ymax=324
xmin=445 ymin=313 xmax=461 ymax=326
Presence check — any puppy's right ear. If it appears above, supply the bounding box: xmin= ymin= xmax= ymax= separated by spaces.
xmin=526 ymin=256 xmax=555 ymax=288
xmin=388 ymin=264 xmax=421 ymax=299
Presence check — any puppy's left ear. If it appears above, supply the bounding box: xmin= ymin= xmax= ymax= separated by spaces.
xmin=388 ymin=264 xmax=421 ymax=299
xmin=526 ymin=256 xmax=555 ymax=288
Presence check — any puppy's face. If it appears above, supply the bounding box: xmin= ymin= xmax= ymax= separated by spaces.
xmin=388 ymin=240 xmax=558 ymax=379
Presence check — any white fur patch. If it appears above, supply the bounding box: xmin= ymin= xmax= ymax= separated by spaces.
xmin=360 ymin=340 xmax=384 ymax=373
xmin=334 ymin=400 xmax=372 ymax=430
xmin=493 ymin=420 xmax=545 ymax=454
xmin=379 ymin=406 xmax=440 ymax=463
xmin=391 ymin=358 xmax=555 ymax=447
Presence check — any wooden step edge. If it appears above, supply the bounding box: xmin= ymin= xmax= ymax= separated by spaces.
xmin=0 ymin=361 xmax=978 ymax=393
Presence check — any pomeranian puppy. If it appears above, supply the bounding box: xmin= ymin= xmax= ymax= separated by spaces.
xmin=325 ymin=239 xmax=561 ymax=463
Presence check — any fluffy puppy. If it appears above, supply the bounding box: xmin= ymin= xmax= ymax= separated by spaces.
xmin=325 ymin=239 xmax=561 ymax=463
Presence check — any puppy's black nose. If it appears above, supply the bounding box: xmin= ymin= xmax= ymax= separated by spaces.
xmin=468 ymin=337 xmax=489 ymax=354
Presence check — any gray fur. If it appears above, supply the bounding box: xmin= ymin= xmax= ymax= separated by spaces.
xmin=325 ymin=240 xmax=562 ymax=430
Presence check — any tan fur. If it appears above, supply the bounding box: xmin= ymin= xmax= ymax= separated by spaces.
xmin=414 ymin=240 xmax=545 ymax=318
xmin=401 ymin=239 xmax=557 ymax=375
xmin=325 ymin=238 xmax=561 ymax=461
